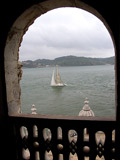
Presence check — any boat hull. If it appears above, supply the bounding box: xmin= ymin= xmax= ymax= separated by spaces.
xmin=51 ymin=83 xmax=67 ymax=87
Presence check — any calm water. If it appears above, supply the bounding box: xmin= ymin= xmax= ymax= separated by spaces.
xmin=21 ymin=65 xmax=115 ymax=116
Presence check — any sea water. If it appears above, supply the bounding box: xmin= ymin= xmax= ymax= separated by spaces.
xmin=20 ymin=65 xmax=115 ymax=116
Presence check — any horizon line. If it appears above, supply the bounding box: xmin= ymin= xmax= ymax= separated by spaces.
xmin=20 ymin=55 xmax=114 ymax=62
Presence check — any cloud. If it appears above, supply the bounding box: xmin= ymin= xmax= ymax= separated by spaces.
xmin=19 ymin=7 xmax=114 ymax=61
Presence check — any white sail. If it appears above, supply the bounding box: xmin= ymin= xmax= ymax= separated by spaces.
xmin=56 ymin=66 xmax=63 ymax=84
xmin=50 ymin=66 xmax=67 ymax=87
xmin=51 ymin=71 xmax=57 ymax=86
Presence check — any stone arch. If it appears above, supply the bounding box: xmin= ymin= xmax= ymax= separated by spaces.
xmin=4 ymin=0 xmax=116 ymax=115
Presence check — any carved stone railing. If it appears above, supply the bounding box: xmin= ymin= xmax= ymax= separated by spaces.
xmin=10 ymin=114 xmax=116 ymax=160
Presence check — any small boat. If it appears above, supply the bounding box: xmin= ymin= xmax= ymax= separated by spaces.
xmin=51 ymin=66 xmax=67 ymax=87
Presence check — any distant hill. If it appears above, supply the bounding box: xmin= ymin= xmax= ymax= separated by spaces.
xmin=22 ymin=55 xmax=115 ymax=68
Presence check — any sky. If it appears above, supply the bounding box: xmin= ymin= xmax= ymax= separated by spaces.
xmin=19 ymin=7 xmax=114 ymax=61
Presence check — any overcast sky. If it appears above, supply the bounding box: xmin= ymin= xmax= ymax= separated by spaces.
xmin=19 ymin=7 xmax=114 ymax=61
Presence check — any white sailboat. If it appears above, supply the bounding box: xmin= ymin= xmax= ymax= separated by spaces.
xmin=51 ymin=66 xmax=67 ymax=87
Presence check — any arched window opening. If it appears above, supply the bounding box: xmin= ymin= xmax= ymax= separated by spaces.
xmin=19 ymin=8 xmax=115 ymax=117
xmin=4 ymin=0 xmax=116 ymax=118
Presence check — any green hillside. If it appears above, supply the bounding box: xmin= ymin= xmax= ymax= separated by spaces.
xmin=22 ymin=56 xmax=115 ymax=68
